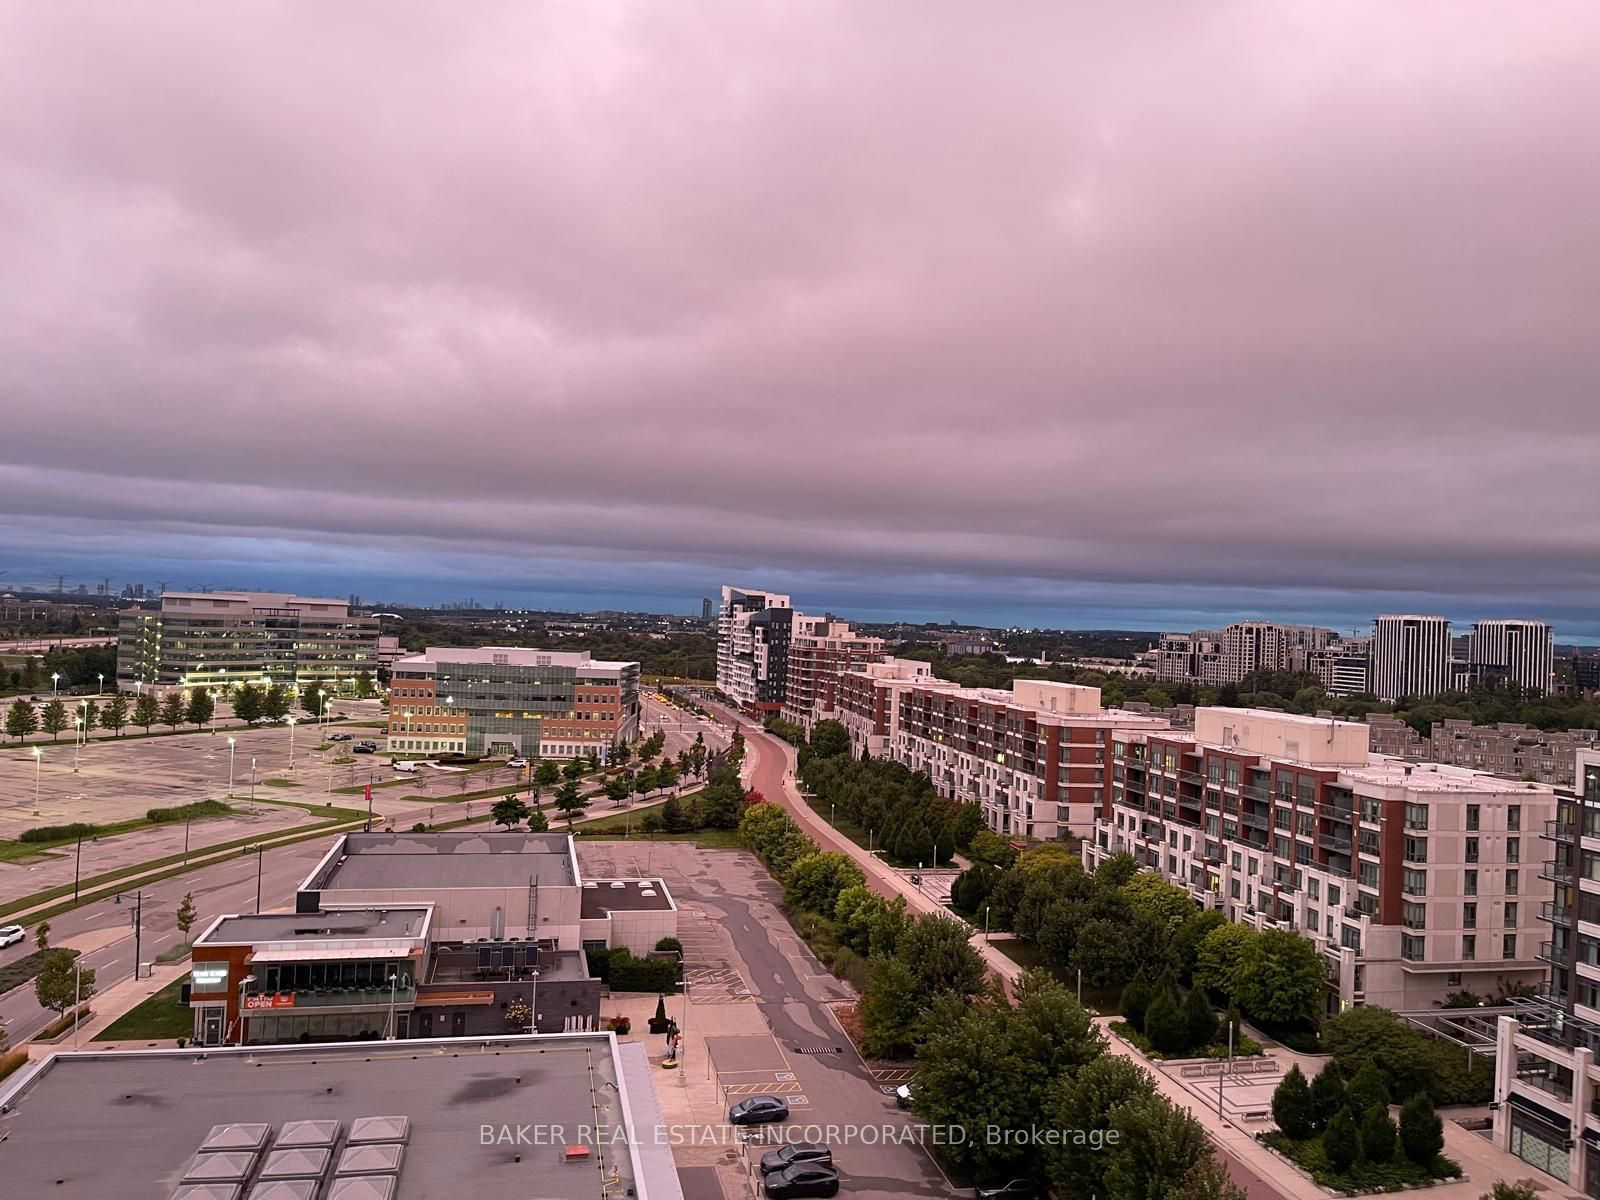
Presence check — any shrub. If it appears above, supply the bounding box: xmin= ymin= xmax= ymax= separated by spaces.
xmin=1346 ymin=1061 xmax=1391 ymax=1115
xmin=146 ymin=799 xmax=228 ymax=823
xmin=1184 ymin=985 xmax=1217 ymax=1048
xmin=1360 ymin=1102 xmax=1397 ymax=1164
xmin=639 ymin=811 xmax=664 ymax=833
xmin=19 ymin=822 xmax=98 ymax=844
xmin=1310 ymin=1063 xmax=1346 ymax=1130
xmin=1398 ymin=1093 xmax=1443 ymax=1165
xmin=1271 ymin=1065 xmax=1317 ymax=1141
xmin=1143 ymin=988 xmax=1188 ymax=1055
xmin=606 ymin=949 xmax=678 ymax=994
xmin=654 ymin=937 xmax=683 ymax=954
xmin=1120 ymin=971 xmax=1154 ymax=1032
xmin=1323 ymin=1108 xmax=1360 ymax=1174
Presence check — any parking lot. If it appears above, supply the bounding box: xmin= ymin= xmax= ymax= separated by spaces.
xmin=575 ymin=841 xmax=953 ymax=1200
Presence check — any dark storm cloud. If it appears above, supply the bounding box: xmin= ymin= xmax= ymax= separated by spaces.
xmin=1 ymin=2 xmax=1597 ymax=629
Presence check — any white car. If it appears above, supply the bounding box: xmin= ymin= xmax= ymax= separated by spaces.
xmin=0 ymin=924 xmax=26 ymax=949
xmin=507 ymin=757 xmax=529 ymax=768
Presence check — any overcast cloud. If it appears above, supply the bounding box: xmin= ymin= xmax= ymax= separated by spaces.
xmin=2 ymin=2 xmax=1597 ymax=633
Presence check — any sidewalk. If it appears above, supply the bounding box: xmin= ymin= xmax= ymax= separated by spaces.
xmin=26 ymin=957 xmax=193 ymax=1058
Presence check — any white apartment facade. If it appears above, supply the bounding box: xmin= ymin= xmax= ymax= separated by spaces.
xmin=1370 ymin=614 xmax=1453 ymax=702
xmin=1084 ymin=707 xmax=1557 ymax=1011
xmin=1470 ymin=619 xmax=1555 ymax=697
xmin=714 ymin=586 xmax=791 ymax=714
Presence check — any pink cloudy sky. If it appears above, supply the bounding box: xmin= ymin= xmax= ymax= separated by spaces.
xmin=1 ymin=2 xmax=1597 ymax=632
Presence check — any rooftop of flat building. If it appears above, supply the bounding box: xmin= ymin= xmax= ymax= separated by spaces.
xmin=197 ymin=907 xmax=433 ymax=947
xmin=0 ymin=1035 xmax=669 ymax=1200
xmin=1344 ymin=756 xmax=1558 ymax=795
xmin=394 ymin=646 xmax=637 ymax=671
xmin=159 ymin=590 xmax=351 ymax=610
xmin=306 ymin=832 xmax=578 ymax=892
xmin=580 ymin=879 xmax=675 ymax=919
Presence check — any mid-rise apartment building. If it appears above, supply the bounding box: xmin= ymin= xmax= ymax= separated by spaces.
xmin=1084 ymin=707 xmax=1556 ymax=1011
xmin=1154 ymin=623 xmax=1346 ymax=689
xmin=780 ymin=615 xmax=885 ymax=731
xmin=116 ymin=591 xmax=379 ymax=691
xmin=387 ymin=647 xmax=639 ymax=759
xmin=1491 ymin=751 xmax=1600 ymax=1191
xmin=890 ymin=679 xmax=1171 ymax=840
xmin=1370 ymin=614 xmax=1453 ymax=702
xmin=834 ymin=658 xmax=961 ymax=758
xmin=1368 ymin=716 xmax=1600 ymax=789
xmin=1469 ymin=619 xmax=1555 ymax=696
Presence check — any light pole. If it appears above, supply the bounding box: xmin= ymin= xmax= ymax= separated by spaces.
xmin=227 ymin=736 xmax=236 ymax=795
xmin=287 ymin=717 xmax=296 ymax=770
xmin=32 ymin=746 xmax=41 ymax=807
xmin=250 ymin=756 xmax=257 ymax=802
xmin=984 ymin=905 xmax=992 ymax=943
xmin=254 ymin=845 xmax=264 ymax=913
xmin=116 ymin=889 xmax=145 ymax=981
xmin=74 ymin=832 xmax=84 ymax=902
xmin=51 ymin=672 xmax=59 ymax=696
xmin=238 ymin=973 xmax=256 ymax=1046
xmin=386 ymin=972 xmax=399 ymax=1039
xmin=97 ymin=672 xmax=104 ymax=695
xmin=73 ymin=716 xmax=83 ymax=773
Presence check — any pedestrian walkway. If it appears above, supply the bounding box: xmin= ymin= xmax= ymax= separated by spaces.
xmin=25 ymin=957 xmax=193 ymax=1058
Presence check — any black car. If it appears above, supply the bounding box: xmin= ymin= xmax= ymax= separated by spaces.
xmin=728 ymin=1096 xmax=790 ymax=1125
xmin=760 ymin=1143 xmax=832 ymax=1175
xmin=352 ymin=744 xmax=376 ymax=754
xmin=763 ymin=1165 xmax=840 ymax=1199
xmin=974 ymin=1181 xmax=1044 ymax=1200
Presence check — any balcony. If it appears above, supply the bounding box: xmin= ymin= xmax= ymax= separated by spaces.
xmin=1515 ymin=1068 xmax=1574 ymax=1104
xmin=1319 ymin=833 xmax=1354 ymax=854
xmin=1545 ymin=819 xmax=1577 ymax=841
xmin=1542 ymin=901 xmax=1572 ymax=927
xmin=1541 ymin=862 xmax=1576 ymax=885
xmin=1537 ymin=941 xmax=1566 ymax=967
xmin=244 ymin=984 xmax=416 ymax=1011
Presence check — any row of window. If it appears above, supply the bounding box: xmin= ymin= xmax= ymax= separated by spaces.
xmin=1401 ymin=933 xmax=1518 ymax=962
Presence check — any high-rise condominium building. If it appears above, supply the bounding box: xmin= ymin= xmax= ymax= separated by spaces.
xmin=387 ymin=646 xmax=639 ymax=759
xmin=780 ymin=615 xmax=885 ymax=731
xmin=116 ymin=591 xmax=379 ymax=691
xmin=1369 ymin=615 xmax=1453 ymax=702
xmin=1085 ymin=706 xmax=1556 ymax=1010
xmin=701 ymin=596 xmax=714 ymax=621
xmin=714 ymin=586 xmax=792 ymax=714
xmin=1468 ymin=619 xmax=1555 ymax=696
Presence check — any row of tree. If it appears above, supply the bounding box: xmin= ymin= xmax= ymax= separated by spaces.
xmin=5 ymin=690 xmax=218 ymax=740
xmin=1271 ymin=1060 xmax=1448 ymax=1179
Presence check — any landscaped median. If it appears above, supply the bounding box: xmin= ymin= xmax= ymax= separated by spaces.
xmin=0 ymin=795 xmax=371 ymax=927
xmin=1 ymin=800 xmax=233 ymax=864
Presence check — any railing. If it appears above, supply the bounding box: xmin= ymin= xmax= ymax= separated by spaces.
xmin=1545 ymin=819 xmax=1577 ymax=841
xmin=1542 ymin=901 xmax=1572 ymax=926
xmin=1541 ymin=862 xmax=1575 ymax=884
xmin=245 ymin=985 xmax=416 ymax=1010
xmin=1514 ymin=1070 xmax=1573 ymax=1104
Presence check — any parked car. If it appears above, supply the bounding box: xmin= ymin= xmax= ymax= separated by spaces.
xmin=760 ymin=1143 xmax=832 ymax=1175
xmin=728 ymin=1096 xmax=789 ymax=1125
xmin=763 ymin=1165 xmax=840 ymax=1199
xmin=507 ymin=756 xmax=529 ymax=768
xmin=974 ymin=1181 xmax=1044 ymax=1200
xmin=894 ymin=1083 xmax=914 ymax=1109
xmin=0 ymin=924 xmax=26 ymax=949
xmin=329 ymin=732 xmax=353 ymax=742
xmin=352 ymin=744 xmax=377 ymax=754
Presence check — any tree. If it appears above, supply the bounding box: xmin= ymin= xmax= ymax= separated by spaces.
xmin=661 ymin=795 xmax=695 ymax=832
xmin=1166 ymin=1153 xmax=1249 ymax=1200
xmin=809 ymin=719 xmax=850 ymax=758
xmin=232 ymin=684 xmax=264 ymax=725
xmin=1234 ymin=928 xmax=1325 ymax=1025
xmin=1104 ymin=1093 xmax=1216 ymax=1200
xmin=492 ymin=795 xmax=531 ymax=829
xmin=633 ymin=767 xmax=658 ymax=800
xmin=354 ymin=671 xmax=377 ymax=699
xmin=655 ymin=760 xmax=681 ymax=792
xmin=1172 ymin=909 xmax=1228 ymax=983
xmin=185 ymin=689 xmax=215 ymax=730
xmin=175 ymin=893 xmax=198 ymax=941
xmin=262 ymin=685 xmax=292 ymax=721
xmin=553 ymin=781 xmax=588 ymax=827
xmin=698 ymin=768 xmax=745 ymax=829
xmin=1310 ymin=1063 xmax=1347 ymax=1130
xmin=40 ymin=698 xmax=69 ymax=740
xmin=836 ymin=888 xmax=907 ymax=958
xmin=1124 ymin=872 xmax=1198 ymax=935
xmin=1271 ymin=1065 xmax=1317 ymax=1140
xmin=132 ymin=693 xmax=159 ymax=733
xmin=562 ymin=758 xmax=585 ymax=782
xmin=34 ymin=950 xmax=94 ymax=1015
xmin=299 ymin=681 xmax=324 ymax=718
xmin=897 ymin=914 xmax=987 ymax=1004
xmin=1360 ymin=1102 xmax=1397 ymax=1164
xmin=5 ymin=699 xmax=39 ymax=742
xmin=1184 ymin=984 xmax=1218 ymax=1049
xmin=860 ymin=955 xmax=921 ymax=1058
xmin=35 ymin=921 xmax=51 ymax=952
xmin=785 ymin=852 xmax=866 ymax=916
xmin=1398 ymin=1093 xmax=1443 ymax=1166
xmin=534 ymin=760 xmax=560 ymax=796
xmin=100 ymin=693 xmax=130 ymax=736
xmin=1121 ymin=970 xmax=1155 ymax=1033
xmin=611 ymin=740 xmax=632 ymax=769
xmin=603 ymin=776 xmax=632 ymax=808
xmin=526 ymin=804 xmax=549 ymax=832
xmin=1193 ymin=923 xmax=1258 ymax=1002
xmin=1345 ymin=1060 xmax=1391 ymax=1116
xmin=1323 ymin=1108 xmax=1360 ymax=1174
xmin=1144 ymin=986 xmax=1189 ymax=1054
xmin=1044 ymin=1054 xmax=1156 ymax=1198
xmin=159 ymin=691 xmax=186 ymax=731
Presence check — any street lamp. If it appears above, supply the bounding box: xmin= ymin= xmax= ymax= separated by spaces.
xmin=250 ymin=756 xmax=257 ymax=802
xmin=32 ymin=746 xmax=41 ymax=807
xmin=238 ymin=973 xmax=257 ymax=1046
xmin=386 ymin=972 xmax=400 ymax=1039
xmin=51 ymin=672 xmax=59 ymax=696
xmin=227 ymin=737 xmax=236 ymax=795
xmin=73 ymin=715 xmax=83 ymax=773
xmin=984 ymin=905 xmax=992 ymax=943
xmin=97 ymin=672 xmax=104 ymax=695
xmin=287 ymin=716 xmax=297 ymax=770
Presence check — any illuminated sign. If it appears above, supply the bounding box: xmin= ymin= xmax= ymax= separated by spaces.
xmin=191 ymin=963 xmax=229 ymax=991
xmin=244 ymin=993 xmax=295 ymax=1010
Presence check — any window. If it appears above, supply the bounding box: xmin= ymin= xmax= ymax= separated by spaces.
xmin=1464 ymin=869 xmax=1477 ymax=895
xmin=1361 ymin=797 xmax=1381 ymax=823
xmin=1297 ymin=812 xmax=1315 ymax=837
xmin=1507 ymin=869 xmax=1519 ymax=895
xmin=1404 ymin=868 xmax=1426 ymax=895
xmin=1328 ymin=884 xmax=1341 ymax=906
xmin=1462 ymin=935 xmax=1476 ymax=961
xmin=1505 ymin=901 xmax=1519 ymax=925
xmin=1507 ymin=838 xmax=1520 ymax=864
xmin=1404 ymin=836 xmax=1428 ymax=863
xmin=1508 ymin=805 xmax=1521 ymax=832
xmin=1401 ymin=934 xmax=1425 ymax=961
xmin=1403 ymin=902 xmax=1427 ymax=930
xmin=1464 ymin=837 xmax=1479 ymax=863
xmin=1504 ymin=934 xmax=1518 ymax=960
xmin=1463 ymin=902 xmax=1477 ymax=929
xmin=1466 ymin=805 xmax=1480 ymax=832
xmin=1309 ymin=878 xmax=1321 ymax=901
xmin=1404 ymin=803 xmax=1429 ymax=830
xmin=1359 ymin=862 xmax=1379 ymax=888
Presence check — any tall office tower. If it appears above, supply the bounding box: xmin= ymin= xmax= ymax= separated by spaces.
xmin=701 ymin=596 xmax=714 ymax=621
xmin=1468 ymin=619 xmax=1555 ymax=696
xmin=1369 ymin=615 xmax=1453 ymax=702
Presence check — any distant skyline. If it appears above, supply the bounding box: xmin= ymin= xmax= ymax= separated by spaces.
xmin=4 ymin=5 xmax=1598 ymax=642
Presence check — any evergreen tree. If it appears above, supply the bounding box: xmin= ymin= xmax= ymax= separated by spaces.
xmin=40 ymin=698 xmax=68 ymax=740
xmin=100 ymin=693 xmax=130 ymax=736
xmin=1144 ymin=987 xmax=1189 ymax=1054
xmin=184 ymin=689 xmax=215 ymax=730
xmin=1184 ymin=985 xmax=1217 ymax=1049
xmin=1345 ymin=1061 xmax=1391 ymax=1115
xmin=1309 ymin=1064 xmax=1346 ymax=1131
xmin=5 ymin=699 xmax=39 ymax=742
xmin=1120 ymin=971 xmax=1154 ymax=1033
xmin=1398 ymin=1093 xmax=1443 ymax=1165
xmin=525 ymin=804 xmax=549 ymax=832
xmin=1323 ymin=1108 xmax=1360 ymax=1174
xmin=158 ymin=691 xmax=186 ymax=731
xmin=1359 ymin=1102 xmax=1396 ymax=1164
xmin=132 ymin=692 xmax=159 ymax=733
xmin=1270 ymin=1065 xmax=1317 ymax=1141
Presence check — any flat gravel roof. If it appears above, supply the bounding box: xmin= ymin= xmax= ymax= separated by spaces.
xmin=315 ymin=832 xmax=577 ymax=891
